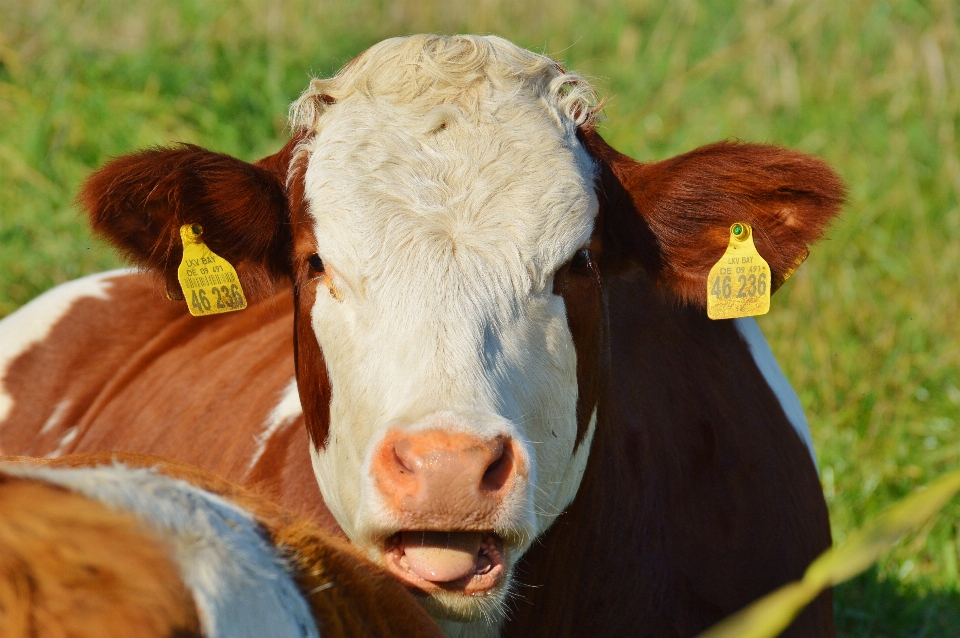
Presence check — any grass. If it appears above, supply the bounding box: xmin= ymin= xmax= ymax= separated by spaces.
xmin=1 ymin=0 xmax=958 ymax=633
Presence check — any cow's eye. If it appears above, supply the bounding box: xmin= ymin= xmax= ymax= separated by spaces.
xmin=571 ymin=248 xmax=591 ymax=270
xmin=308 ymin=254 xmax=325 ymax=273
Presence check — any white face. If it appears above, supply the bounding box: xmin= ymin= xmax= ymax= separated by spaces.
xmin=299 ymin=86 xmax=598 ymax=620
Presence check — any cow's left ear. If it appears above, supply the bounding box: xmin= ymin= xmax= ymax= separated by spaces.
xmin=580 ymin=128 xmax=845 ymax=307
xmin=79 ymin=136 xmax=303 ymax=302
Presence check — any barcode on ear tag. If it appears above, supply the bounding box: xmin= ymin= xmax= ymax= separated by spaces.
xmin=706 ymin=223 xmax=771 ymax=320
xmin=177 ymin=224 xmax=248 ymax=317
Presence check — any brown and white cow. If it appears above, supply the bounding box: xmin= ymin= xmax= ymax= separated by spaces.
xmin=0 ymin=35 xmax=843 ymax=637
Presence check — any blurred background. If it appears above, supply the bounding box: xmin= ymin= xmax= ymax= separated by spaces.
xmin=1 ymin=0 xmax=958 ymax=633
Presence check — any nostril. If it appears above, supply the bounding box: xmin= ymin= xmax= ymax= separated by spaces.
xmin=481 ymin=438 xmax=514 ymax=492
xmin=392 ymin=440 xmax=416 ymax=474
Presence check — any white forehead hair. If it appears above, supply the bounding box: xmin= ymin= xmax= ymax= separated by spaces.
xmin=289 ymin=34 xmax=598 ymax=134
xmin=288 ymin=35 xmax=600 ymax=300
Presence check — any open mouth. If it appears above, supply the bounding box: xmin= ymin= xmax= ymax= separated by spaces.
xmin=382 ymin=531 xmax=505 ymax=596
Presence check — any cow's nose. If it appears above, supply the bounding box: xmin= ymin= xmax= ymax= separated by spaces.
xmin=372 ymin=429 xmax=519 ymax=528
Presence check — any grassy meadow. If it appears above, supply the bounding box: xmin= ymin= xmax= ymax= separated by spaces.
xmin=1 ymin=0 xmax=958 ymax=633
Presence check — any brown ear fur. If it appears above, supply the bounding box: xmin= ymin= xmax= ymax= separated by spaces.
xmin=581 ymin=128 xmax=845 ymax=307
xmin=79 ymin=143 xmax=296 ymax=302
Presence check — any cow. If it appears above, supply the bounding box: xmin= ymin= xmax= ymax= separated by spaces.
xmin=0 ymin=35 xmax=844 ymax=637
xmin=0 ymin=453 xmax=444 ymax=638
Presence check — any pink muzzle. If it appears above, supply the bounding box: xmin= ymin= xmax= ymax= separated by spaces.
xmin=371 ymin=428 xmax=523 ymax=594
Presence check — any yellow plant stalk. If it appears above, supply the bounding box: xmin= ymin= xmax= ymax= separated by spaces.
xmin=698 ymin=469 xmax=960 ymax=638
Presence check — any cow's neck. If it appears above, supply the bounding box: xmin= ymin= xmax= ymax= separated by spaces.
xmin=498 ymin=272 xmax=833 ymax=637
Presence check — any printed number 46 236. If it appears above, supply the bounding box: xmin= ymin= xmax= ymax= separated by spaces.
xmin=710 ymin=273 xmax=767 ymax=299
xmin=191 ymin=284 xmax=243 ymax=312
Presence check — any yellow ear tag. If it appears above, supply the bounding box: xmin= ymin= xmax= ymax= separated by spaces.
xmin=177 ymin=224 xmax=247 ymax=317
xmin=706 ymin=222 xmax=771 ymax=320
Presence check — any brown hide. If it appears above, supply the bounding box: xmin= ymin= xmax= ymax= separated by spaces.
xmin=286 ymin=153 xmax=335 ymax=449
xmin=552 ymin=245 xmax=604 ymax=447
xmin=0 ymin=273 xmax=335 ymax=530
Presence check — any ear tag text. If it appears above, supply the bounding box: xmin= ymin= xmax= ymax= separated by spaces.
xmin=177 ymin=224 xmax=247 ymax=317
xmin=707 ymin=222 xmax=770 ymax=320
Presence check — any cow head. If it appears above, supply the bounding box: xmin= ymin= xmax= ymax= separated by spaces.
xmin=80 ymin=35 xmax=843 ymax=625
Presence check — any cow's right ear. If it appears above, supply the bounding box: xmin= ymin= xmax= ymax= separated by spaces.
xmin=580 ymin=127 xmax=845 ymax=308
xmin=78 ymin=141 xmax=298 ymax=302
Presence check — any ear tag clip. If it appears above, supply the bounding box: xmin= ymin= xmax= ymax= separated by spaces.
xmin=706 ymin=222 xmax=771 ymax=320
xmin=177 ymin=224 xmax=247 ymax=317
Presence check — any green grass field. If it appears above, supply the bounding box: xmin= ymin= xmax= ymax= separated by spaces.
xmin=2 ymin=0 xmax=958 ymax=633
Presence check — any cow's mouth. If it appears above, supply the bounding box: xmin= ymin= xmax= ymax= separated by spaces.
xmin=382 ymin=531 xmax=505 ymax=596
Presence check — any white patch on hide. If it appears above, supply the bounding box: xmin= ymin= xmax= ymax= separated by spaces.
xmin=0 ymin=269 xmax=132 ymax=424
xmin=1 ymin=462 xmax=319 ymax=638
xmin=246 ymin=377 xmax=302 ymax=475
xmin=45 ymin=425 xmax=78 ymax=459
xmin=39 ymin=399 xmax=71 ymax=435
xmin=734 ymin=317 xmax=818 ymax=468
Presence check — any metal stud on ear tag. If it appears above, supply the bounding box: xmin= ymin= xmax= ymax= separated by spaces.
xmin=177 ymin=224 xmax=247 ymax=317
xmin=706 ymin=223 xmax=770 ymax=320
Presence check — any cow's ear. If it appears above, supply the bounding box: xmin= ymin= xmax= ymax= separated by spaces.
xmin=581 ymin=128 xmax=845 ymax=307
xmin=78 ymin=140 xmax=299 ymax=302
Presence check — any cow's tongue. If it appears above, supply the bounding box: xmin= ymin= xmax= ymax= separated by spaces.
xmin=401 ymin=531 xmax=482 ymax=583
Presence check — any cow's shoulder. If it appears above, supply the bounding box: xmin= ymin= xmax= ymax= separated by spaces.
xmin=0 ymin=270 xmax=162 ymax=451
xmin=0 ymin=273 xmax=301 ymax=487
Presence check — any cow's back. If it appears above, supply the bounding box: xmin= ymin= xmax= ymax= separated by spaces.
xmin=0 ymin=271 xmax=332 ymax=528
